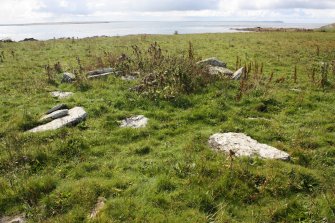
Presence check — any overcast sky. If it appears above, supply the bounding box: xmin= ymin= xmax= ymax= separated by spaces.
xmin=1 ymin=0 xmax=335 ymax=24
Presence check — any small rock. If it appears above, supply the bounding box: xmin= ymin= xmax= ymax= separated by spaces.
xmin=46 ymin=104 xmax=68 ymax=114
xmin=61 ymin=72 xmax=76 ymax=83
xmin=0 ymin=214 xmax=25 ymax=223
xmin=120 ymin=115 xmax=148 ymax=128
xmin=197 ymin=57 xmax=227 ymax=68
xmin=51 ymin=91 xmax=73 ymax=99
xmin=208 ymin=133 xmax=290 ymax=160
xmin=247 ymin=117 xmax=271 ymax=121
xmin=232 ymin=67 xmax=244 ymax=80
xmin=208 ymin=66 xmax=234 ymax=77
xmin=28 ymin=107 xmax=87 ymax=133
xmin=40 ymin=109 xmax=69 ymax=122
xmin=121 ymin=75 xmax=137 ymax=81
xmin=87 ymin=68 xmax=114 ymax=76
xmin=89 ymin=197 xmax=106 ymax=219
xmin=290 ymin=88 xmax=302 ymax=93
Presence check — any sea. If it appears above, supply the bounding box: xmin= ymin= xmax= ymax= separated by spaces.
xmin=0 ymin=21 xmax=326 ymax=41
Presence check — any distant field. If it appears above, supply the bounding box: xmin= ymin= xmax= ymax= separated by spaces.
xmin=0 ymin=31 xmax=335 ymax=222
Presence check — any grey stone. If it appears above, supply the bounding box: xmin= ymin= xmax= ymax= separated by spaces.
xmin=208 ymin=133 xmax=290 ymax=160
xmin=28 ymin=107 xmax=87 ymax=133
xmin=51 ymin=91 xmax=73 ymax=99
xmin=46 ymin=104 xmax=68 ymax=114
xmin=61 ymin=72 xmax=76 ymax=83
xmin=197 ymin=57 xmax=227 ymax=68
xmin=232 ymin=67 xmax=244 ymax=80
xmin=40 ymin=109 xmax=69 ymax=122
xmin=87 ymin=68 xmax=114 ymax=76
xmin=89 ymin=197 xmax=106 ymax=219
xmin=208 ymin=66 xmax=234 ymax=77
xmin=120 ymin=115 xmax=148 ymax=128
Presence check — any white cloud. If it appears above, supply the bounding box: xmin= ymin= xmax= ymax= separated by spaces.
xmin=0 ymin=0 xmax=334 ymax=23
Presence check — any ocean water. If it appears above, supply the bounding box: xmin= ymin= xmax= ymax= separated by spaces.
xmin=0 ymin=21 xmax=325 ymax=41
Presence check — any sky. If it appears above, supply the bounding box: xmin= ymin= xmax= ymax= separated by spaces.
xmin=0 ymin=0 xmax=335 ymax=24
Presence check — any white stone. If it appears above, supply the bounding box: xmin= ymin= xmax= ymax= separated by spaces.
xmin=197 ymin=57 xmax=227 ymax=68
xmin=51 ymin=91 xmax=73 ymax=99
xmin=40 ymin=109 xmax=69 ymax=122
xmin=208 ymin=66 xmax=233 ymax=77
xmin=232 ymin=67 xmax=244 ymax=80
xmin=120 ymin=115 xmax=148 ymax=128
xmin=29 ymin=107 xmax=87 ymax=133
xmin=208 ymin=133 xmax=290 ymax=160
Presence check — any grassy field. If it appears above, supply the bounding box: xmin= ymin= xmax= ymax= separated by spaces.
xmin=0 ymin=31 xmax=335 ymax=222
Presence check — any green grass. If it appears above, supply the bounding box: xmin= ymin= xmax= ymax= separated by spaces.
xmin=0 ymin=31 xmax=335 ymax=222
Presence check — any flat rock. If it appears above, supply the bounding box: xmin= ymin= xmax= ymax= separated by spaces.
xmin=208 ymin=66 xmax=234 ymax=77
xmin=120 ymin=115 xmax=148 ymax=128
xmin=0 ymin=214 xmax=25 ymax=223
xmin=89 ymin=197 xmax=106 ymax=219
xmin=197 ymin=57 xmax=227 ymax=68
xmin=40 ymin=109 xmax=69 ymax=122
xmin=232 ymin=67 xmax=244 ymax=80
xmin=87 ymin=68 xmax=114 ymax=76
xmin=87 ymin=72 xmax=112 ymax=79
xmin=51 ymin=91 xmax=73 ymax=99
xmin=61 ymin=72 xmax=76 ymax=83
xmin=208 ymin=133 xmax=290 ymax=160
xmin=46 ymin=104 xmax=68 ymax=114
xmin=28 ymin=107 xmax=87 ymax=133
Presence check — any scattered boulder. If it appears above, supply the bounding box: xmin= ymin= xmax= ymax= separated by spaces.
xmin=87 ymin=68 xmax=114 ymax=76
xmin=51 ymin=91 xmax=73 ymax=99
xmin=61 ymin=72 xmax=76 ymax=83
xmin=89 ymin=197 xmax=106 ymax=220
xmin=0 ymin=214 xmax=25 ymax=223
xmin=87 ymin=68 xmax=114 ymax=79
xmin=28 ymin=107 xmax=87 ymax=133
xmin=208 ymin=66 xmax=234 ymax=77
xmin=232 ymin=67 xmax=244 ymax=80
xmin=40 ymin=109 xmax=69 ymax=122
xmin=197 ymin=57 xmax=227 ymax=68
xmin=46 ymin=104 xmax=68 ymax=114
xmin=208 ymin=133 xmax=290 ymax=160
xmin=120 ymin=115 xmax=148 ymax=128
